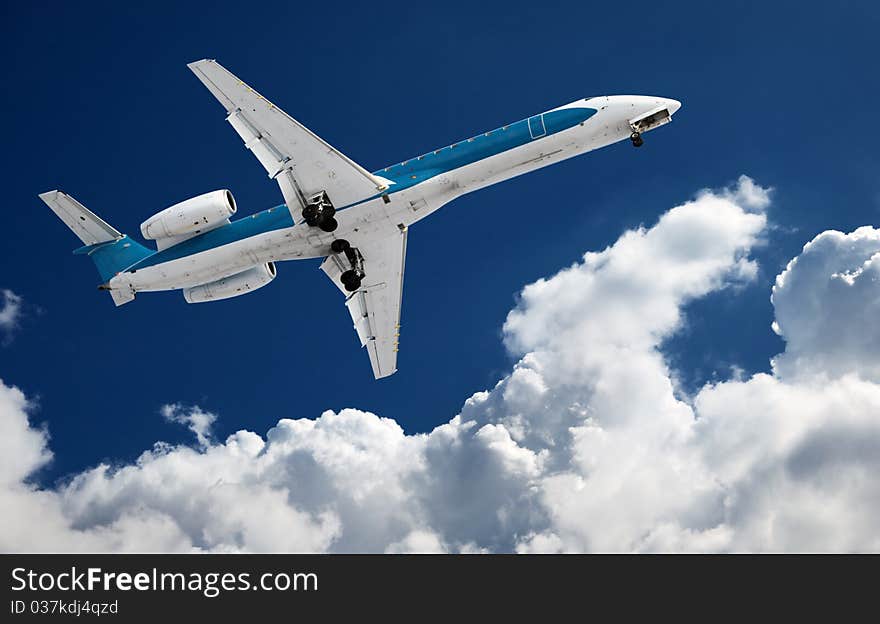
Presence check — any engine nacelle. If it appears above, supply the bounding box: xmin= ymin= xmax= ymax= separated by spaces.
xmin=140 ymin=190 xmax=237 ymax=240
xmin=183 ymin=262 xmax=276 ymax=304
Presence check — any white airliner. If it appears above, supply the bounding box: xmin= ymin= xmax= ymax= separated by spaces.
xmin=40 ymin=60 xmax=681 ymax=379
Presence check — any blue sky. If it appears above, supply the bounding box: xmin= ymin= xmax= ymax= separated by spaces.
xmin=1 ymin=0 xmax=878 ymax=488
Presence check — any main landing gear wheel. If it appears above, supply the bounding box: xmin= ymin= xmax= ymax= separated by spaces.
xmin=319 ymin=216 xmax=338 ymax=232
xmin=330 ymin=239 xmax=351 ymax=254
xmin=302 ymin=191 xmax=337 ymax=230
xmin=341 ymin=269 xmax=362 ymax=292
xmin=631 ymin=131 xmax=644 ymax=147
xmin=302 ymin=205 xmax=319 ymax=226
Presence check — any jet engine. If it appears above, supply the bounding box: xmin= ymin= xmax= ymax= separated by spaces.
xmin=140 ymin=190 xmax=237 ymax=240
xmin=183 ymin=262 xmax=276 ymax=303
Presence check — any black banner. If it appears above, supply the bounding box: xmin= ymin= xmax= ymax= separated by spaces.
xmin=0 ymin=554 xmax=871 ymax=620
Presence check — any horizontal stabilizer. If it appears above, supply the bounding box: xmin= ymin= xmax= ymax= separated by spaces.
xmin=39 ymin=190 xmax=121 ymax=246
xmin=40 ymin=190 xmax=153 ymax=288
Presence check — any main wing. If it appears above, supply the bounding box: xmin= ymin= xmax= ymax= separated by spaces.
xmin=187 ymin=59 xmax=389 ymax=219
xmin=320 ymin=229 xmax=407 ymax=379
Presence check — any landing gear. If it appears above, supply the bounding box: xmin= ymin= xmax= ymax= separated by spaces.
xmin=319 ymin=216 xmax=338 ymax=232
xmin=630 ymin=131 xmax=644 ymax=148
xmin=341 ymin=269 xmax=362 ymax=292
xmin=330 ymin=239 xmax=364 ymax=292
xmin=330 ymin=238 xmax=351 ymax=254
xmin=302 ymin=191 xmax=338 ymax=231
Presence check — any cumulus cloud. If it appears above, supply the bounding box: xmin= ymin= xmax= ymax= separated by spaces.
xmin=0 ymin=289 xmax=23 ymax=342
xmin=385 ymin=530 xmax=447 ymax=554
xmin=2 ymin=176 xmax=880 ymax=553
xmin=770 ymin=227 xmax=880 ymax=381
xmin=0 ymin=382 xmax=194 ymax=552
xmin=161 ymin=403 xmax=217 ymax=448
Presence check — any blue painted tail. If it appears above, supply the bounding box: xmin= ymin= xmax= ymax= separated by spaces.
xmin=39 ymin=190 xmax=153 ymax=286
xmin=72 ymin=235 xmax=153 ymax=282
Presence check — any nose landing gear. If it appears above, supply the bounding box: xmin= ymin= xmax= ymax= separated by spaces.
xmin=630 ymin=131 xmax=644 ymax=147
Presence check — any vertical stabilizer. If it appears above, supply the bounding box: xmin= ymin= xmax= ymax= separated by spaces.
xmin=39 ymin=191 xmax=153 ymax=301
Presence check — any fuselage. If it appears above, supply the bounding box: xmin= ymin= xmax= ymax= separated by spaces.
xmin=112 ymin=95 xmax=680 ymax=294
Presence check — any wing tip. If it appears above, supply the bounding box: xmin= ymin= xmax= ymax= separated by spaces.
xmin=373 ymin=367 xmax=398 ymax=380
xmin=186 ymin=58 xmax=216 ymax=71
xmin=38 ymin=190 xmax=65 ymax=206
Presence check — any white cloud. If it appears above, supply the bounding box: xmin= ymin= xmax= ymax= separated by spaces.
xmin=0 ymin=381 xmax=195 ymax=552
xmin=0 ymin=381 xmax=50 ymax=487
xmin=770 ymin=227 xmax=880 ymax=381
xmin=161 ymin=403 xmax=217 ymax=448
xmin=385 ymin=530 xmax=447 ymax=554
xmin=0 ymin=289 xmax=23 ymax=341
xmin=720 ymin=174 xmax=772 ymax=211
xmin=2 ymin=176 xmax=880 ymax=553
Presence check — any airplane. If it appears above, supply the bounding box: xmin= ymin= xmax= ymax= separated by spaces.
xmin=40 ymin=60 xmax=681 ymax=379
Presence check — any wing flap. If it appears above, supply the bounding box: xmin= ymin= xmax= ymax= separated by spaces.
xmin=187 ymin=59 xmax=389 ymax=216
xmin=346 ymin=290 xmax=373 ymax=347
xmin=320 ymin=229 xmax=407 ymax=379
xmin=227 ymin=110 xmax=288 ymax=177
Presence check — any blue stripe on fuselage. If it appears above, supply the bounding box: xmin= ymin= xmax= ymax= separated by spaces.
xmin=372 ymin=106 xmax=597 ymax=193
xmin=128 ymin=205 xmax=294 ymax=271
xmin=123 ymin=106 xmax=597 ymax=272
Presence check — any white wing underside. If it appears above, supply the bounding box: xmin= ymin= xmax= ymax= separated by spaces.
xmin=321 ymin=229 xmax=407 ymax=379
xmin=187 ymin=59 xmax=389 ymax=220
xmin=189 ymin=59 xmax=406 ymax=379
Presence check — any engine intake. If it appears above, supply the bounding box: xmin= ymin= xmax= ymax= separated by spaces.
xmin=183 ymin=262 xmax=276 ymax=303
xmin=140 ymin=190 xmax=237 ymax=240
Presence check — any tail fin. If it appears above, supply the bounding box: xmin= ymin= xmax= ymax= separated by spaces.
xmin=39 ymin=191 xmax=153 ymax=300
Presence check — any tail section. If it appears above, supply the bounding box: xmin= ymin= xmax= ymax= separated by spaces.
xmin=39 ymin=190 xmax=121 ymax=245
xmin=70 ymin=235 xmax=152 ymax=283
xmin=39 ymin=191 xmax=153 ymax=302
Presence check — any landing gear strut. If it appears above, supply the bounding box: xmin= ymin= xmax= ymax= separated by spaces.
xmin=630 ymin=131 xmax=644 ymax=148
xmin=302 ymin=191 xmax=338 ymax=232
xmin=330 ymin=238 xmax=364 ymax=292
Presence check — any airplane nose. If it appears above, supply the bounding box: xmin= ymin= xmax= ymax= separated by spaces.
xmin=664 ymin=98 xmax=682 ymax=115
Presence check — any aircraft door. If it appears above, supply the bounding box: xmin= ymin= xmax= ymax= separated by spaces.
xmin=528 ymin=114 xmax=546 ymax=139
